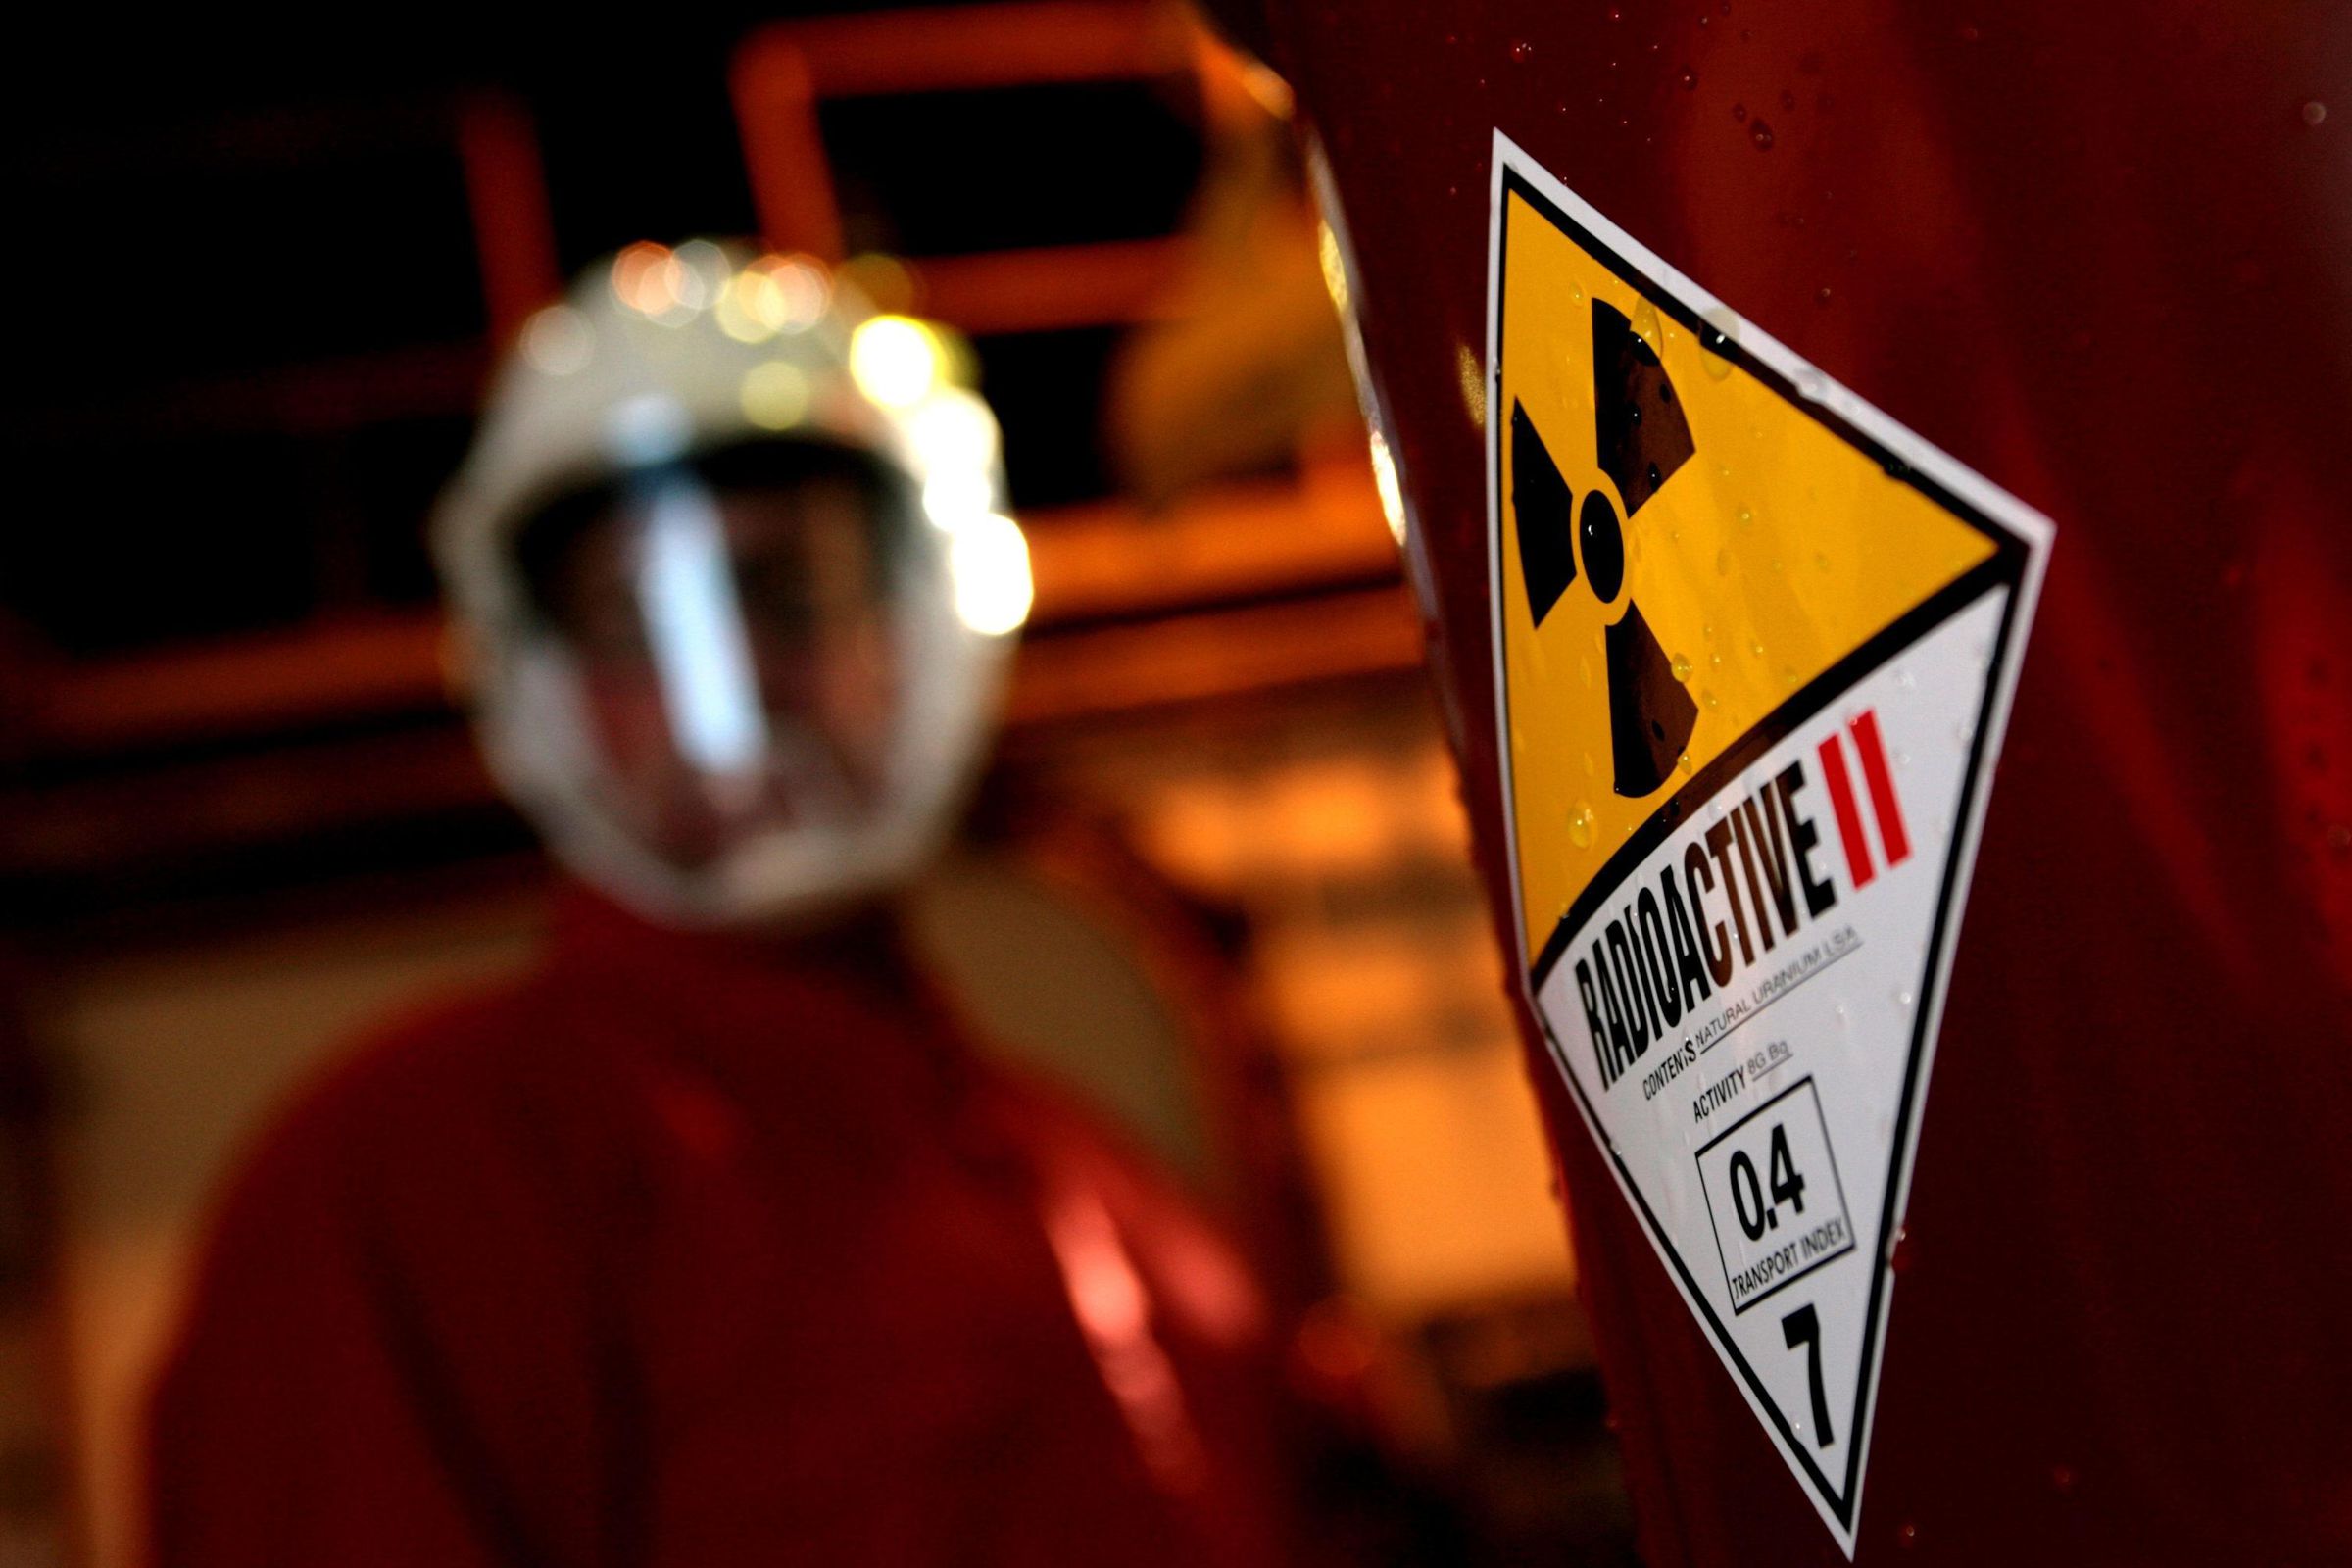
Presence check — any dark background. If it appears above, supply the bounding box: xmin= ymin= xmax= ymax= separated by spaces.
xmin=6 ymin=8 xmax=1204 ymax=660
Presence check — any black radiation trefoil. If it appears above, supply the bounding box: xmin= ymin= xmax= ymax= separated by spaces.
xmin=1508 ymin=300 xmax=1699 ymax=798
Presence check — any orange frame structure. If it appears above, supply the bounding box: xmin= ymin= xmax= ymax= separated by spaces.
xmin=730 ymin=0 xmax=1266 ymax=335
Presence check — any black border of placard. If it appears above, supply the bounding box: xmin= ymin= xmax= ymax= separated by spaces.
xmin=1491 ymin=158 xmax=2037 ymax=1535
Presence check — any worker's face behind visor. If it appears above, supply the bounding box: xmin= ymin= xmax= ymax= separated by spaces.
xmin=498 ymin=441 xmax=990 ymax=926
xmin=524 ymin=451 xmax=898 ymax=873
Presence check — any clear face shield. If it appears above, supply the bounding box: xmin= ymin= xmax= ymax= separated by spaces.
xmin=483 ymin=433 xmax=1021 ymax=927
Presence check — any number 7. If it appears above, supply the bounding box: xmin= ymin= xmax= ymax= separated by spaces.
xmin=1782 ymin=1303 xmax=1834 ymax=1447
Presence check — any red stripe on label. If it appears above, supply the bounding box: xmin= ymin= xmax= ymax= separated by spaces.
xmin=1850 ymin=709 xmax=1912 ymax=868
xmin=1817 ymin=732 xmax=1875 ymax=891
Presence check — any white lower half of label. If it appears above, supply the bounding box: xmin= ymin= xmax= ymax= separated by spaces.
xmin=1530 ymin=587 xmax=2010 ymax=1541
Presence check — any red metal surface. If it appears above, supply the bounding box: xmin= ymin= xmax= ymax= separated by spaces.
xmin=1252 ymin=3 xmax=2352 ymax=1561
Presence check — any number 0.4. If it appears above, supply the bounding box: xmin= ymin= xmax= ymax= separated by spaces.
xmin=1731 ymin=1122 xmax=1809 ymax=1242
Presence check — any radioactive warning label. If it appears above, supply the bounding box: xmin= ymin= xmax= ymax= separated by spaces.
xmin=1483 ymin=132 xmax=2051 ymax=1553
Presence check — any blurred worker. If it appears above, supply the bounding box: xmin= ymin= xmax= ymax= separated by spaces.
xmin=143 ymin=242 xmax=1296 ymax=1567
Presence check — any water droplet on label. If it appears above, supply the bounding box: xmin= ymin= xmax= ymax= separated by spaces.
xmin=1678 ymin=66 xmax=1698 ymax=90
xmin=1893 ymin=986 xmax=1915 ymax=1009
xmin=2049 ymin=1463 xmax=2077 ymax=1494
xmin=1569 ymin=802 xmax=1597 ymax=848
xmin=2303 ymin=100 xmax=2328 ymax=125
xmin=1748 ymin=640 xmax=1765 ymax=659
xmin=1814 ymin=551 xmax=1832 ymax=571
xmin=1678 ymin=751 xmax=1694 ymax=775
xmin=1509 ymin=38 xmax=1535 ymax=63
xmin=1697 ymin=310 xmax=1740 ymax=379
xmin=1737 ymin=505 xmax=1755 ymax=528
xmin=1794 ymin=368 xmax=1826 ymax=400
xmin=1580 ymin=654 xmax=1594 ymax=688
xmin=1771 ymin=557 xmax=1786 ymax=573
xmin=1702 ymin=688 xmax=1721 ymax=710
xmin=1582 ymin=750 xmax=1596 ymax=778
xmin=1671 ymin=653 xmax=1692 ymax=681
xmin=1780 ymin=87 xmax=1797 ymax=111
xmin=1732 ymin=102 xmax=1748 ymax=122
xmin=1751 ymin=120 xmax=1776 ymax=150
xmin=1897 ymin=1522 xmax=1920 ymax=1550
xmin=1631 ymin=298 xmax=1663 ymax=352
xmin=1816 ymin=285 xmax=1835 ymax=308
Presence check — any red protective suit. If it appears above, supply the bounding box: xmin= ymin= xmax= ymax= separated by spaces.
xmin=146 ymin=888 xmax=1295 ymax=1566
